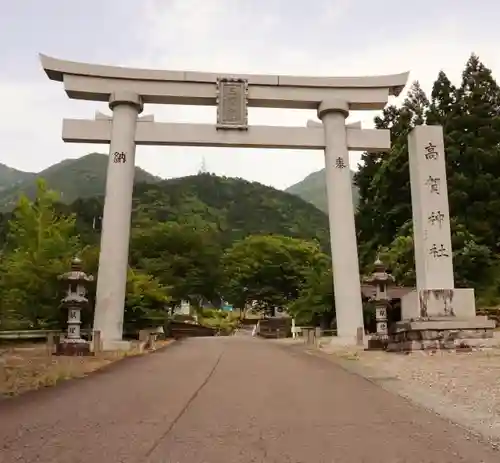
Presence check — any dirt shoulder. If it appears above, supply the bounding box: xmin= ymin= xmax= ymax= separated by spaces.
xmin=0 ymin=340 xmax=172 ymax=397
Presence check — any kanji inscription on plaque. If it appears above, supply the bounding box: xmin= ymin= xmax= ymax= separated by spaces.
xmin=216 ymin=77 xmax=248 ymax=130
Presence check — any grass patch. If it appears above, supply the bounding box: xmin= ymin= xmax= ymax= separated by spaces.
xmin=336 ymin=351 xmax=360 ymax=361
xmin=0 ymin=340 xmax=172 ymax=397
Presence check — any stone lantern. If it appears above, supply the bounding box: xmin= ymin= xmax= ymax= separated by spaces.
xmin=363 ymin=258 xmax=395 ymax=348
xmin=57 ymin=257 xmax=94 ymax=355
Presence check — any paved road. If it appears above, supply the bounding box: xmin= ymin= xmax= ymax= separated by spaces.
xmin=0 ymin=336 xmax=498 ymax=462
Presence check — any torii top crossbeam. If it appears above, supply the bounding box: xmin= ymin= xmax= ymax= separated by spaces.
xmin=40 ymin=54 xmax=408 ymax=110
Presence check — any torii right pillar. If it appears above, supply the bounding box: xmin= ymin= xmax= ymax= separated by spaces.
xmin=388 ymin=125 xmax=495 ymax=351
xmin=319 ymin=99 xmax=365 ymax=345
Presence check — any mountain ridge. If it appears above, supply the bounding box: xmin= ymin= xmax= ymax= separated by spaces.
xmin=0 ymin=153 xmax=358 ymax=215
xmin=0 ymin=153 xmax=161 ymax=211
xmin=0 ymin=163 xmax=36 ymax=193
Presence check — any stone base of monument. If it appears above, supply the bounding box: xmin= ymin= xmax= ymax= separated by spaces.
xmin=56 ymin=340 xmax=93 ymax=356
xmin=401 ymin=288 xmax=477 ymax=319
xmin=386 ymin=316 xmax=496 ymax=352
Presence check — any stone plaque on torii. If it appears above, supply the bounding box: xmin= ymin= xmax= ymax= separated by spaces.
xmin=216 ymin=77 xmax=249 ymax=130
xmin=40 ymin=53 xmax=409 ymax=350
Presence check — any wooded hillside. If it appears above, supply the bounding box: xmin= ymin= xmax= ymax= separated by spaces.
xmin=67 ymin=173 xmax=330 ymax=250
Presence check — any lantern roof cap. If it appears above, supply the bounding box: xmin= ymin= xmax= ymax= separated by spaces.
xmin=58 ymin=256 xmax=94 ymax=282
xmin=363 ymin=257 xmax=395 ymax=285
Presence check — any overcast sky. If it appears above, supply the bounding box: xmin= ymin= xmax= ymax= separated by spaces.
xmin=1 ymin=0 xmax=499 ymax=190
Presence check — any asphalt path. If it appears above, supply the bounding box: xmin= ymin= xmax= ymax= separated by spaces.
xmin=0 ymin=335 xmax=498 ymax=462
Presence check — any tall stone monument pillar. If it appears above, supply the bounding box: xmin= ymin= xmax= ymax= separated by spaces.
xmin=93 ymin=90 xmax=143 ymax=350
xmin=409 ymin=125 xmax=454 ymax=310
xmin=318 ymin=100 xmax=364 ymax=343
xmin=389 ymin=125 xmax=495 ymax=351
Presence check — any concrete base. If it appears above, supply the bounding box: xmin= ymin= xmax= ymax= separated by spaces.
xmin=101 ymin=340 xmax=132 ymax=352
xmin=387 ymin=316 xmax=496 ymax=352
xmin=402 ymin=288 xmax=475 ymax=319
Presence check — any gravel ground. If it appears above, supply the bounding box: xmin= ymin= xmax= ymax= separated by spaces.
xmin=1 ymin=336 xmax=499 ymax=462
xmin=316 ymin=337 xmax=500 ymax=447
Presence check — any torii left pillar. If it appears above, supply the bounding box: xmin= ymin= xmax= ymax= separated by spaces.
xmin=93 ymin=90 xmax=143 ymax=350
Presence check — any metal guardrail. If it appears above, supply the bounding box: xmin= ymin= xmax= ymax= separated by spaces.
xmin=0 ymin=329 xmax=91 ymax=340
xmin=0 ymin=327 xmax=338 ymax=341
xmin=294 ymin=327 xmax=337 ymax=337
xmin=320 ymin=329 xmax=338 ymax=336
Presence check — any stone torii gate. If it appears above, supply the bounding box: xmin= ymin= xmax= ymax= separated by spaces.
xmin=40 ymin=54 xmax=409 ymax=350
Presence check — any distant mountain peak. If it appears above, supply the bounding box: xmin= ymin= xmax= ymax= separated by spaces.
xmin=285 ymin=168 xmax=359 ymax=212
xmin=0 ymin=153 xmax=161 ymax=212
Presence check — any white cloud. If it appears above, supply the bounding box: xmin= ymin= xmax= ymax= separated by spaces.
xmin=1 ymin=1 xmax=500 ymax=189
xmin=0 ymin=81 xmax=109 ymax=172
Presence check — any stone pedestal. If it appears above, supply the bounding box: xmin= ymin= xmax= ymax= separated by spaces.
xmin=387 ymin=316 xmax=496 ymax=352
xmin=56 ymin=340 xmax=92 ymax=356
xmin=367 ymin=336 xmax=388 ymax=350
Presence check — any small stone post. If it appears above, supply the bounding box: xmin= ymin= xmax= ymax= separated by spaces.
xmin=92 ymin=330 xmax=102 ymax=354
xmin=363 ymin=258 xmax=394 ymax=350
xmin=356 ymin=327 xmax=364 ymax=346
xmin=308 ymin=328 xmax=315 ymax=346
xmin=315 ymin=327 xmax=322 ymax=348
xmin=46 ymin=332 xmax=55 ymax=356
xmin=148 ymin=333 xmax=156 ymax=350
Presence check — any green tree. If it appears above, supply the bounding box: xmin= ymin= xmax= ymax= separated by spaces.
xmin=73 ymin=243 xmax=172 ymax=332
xmin=129 ymin=218 xmax=223 ymax=306
xmin=287 ymin=255 xmax=334 ymax=328
xmin=438 ymin=54 xmax=500 ymax=251
xmin=379 ymin=220 xmax=494 ymax=290
xmin=221 ymin=234 xmax=327 ymax=313
xmin=355 ymin=81 xmax=429 ymax=268
xmin=0 ymin=179 xmax=79 ymax=328
xmin=426 ymin=70 xmax=457 ymax=126
xmin=124 ymin=268 xmax=171 ymax=332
